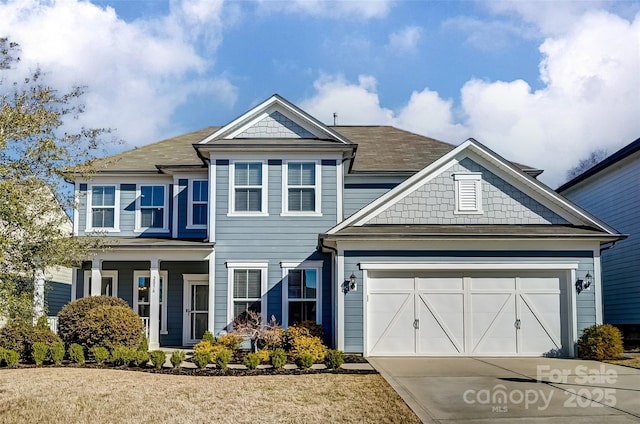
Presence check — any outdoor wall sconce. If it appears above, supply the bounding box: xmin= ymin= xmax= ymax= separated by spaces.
xmin=344 ymin=273 xmax=357 ymax=293
xmin=575 ymin=272 xmax=593 ymax=294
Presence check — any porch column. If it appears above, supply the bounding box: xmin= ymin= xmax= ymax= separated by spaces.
xmin=90 ymin=258 xmax=101 ymax=296
xmin=207 ymin=252 xmax=216 ymax=334
xmin=33 ymin=268 xmax=45 ymax=322
xmin=148 ymin=258 xmax=161 ymax=350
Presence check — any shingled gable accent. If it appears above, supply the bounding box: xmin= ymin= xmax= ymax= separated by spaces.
xmin=326 ymin=138 xmax=622 ymax=236
xmin=197 ymin=94 xmax=352 ymax=145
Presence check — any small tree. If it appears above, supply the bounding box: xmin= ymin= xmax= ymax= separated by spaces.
xmin=232 ymin=311 xmax=283 ymax=353
xmin=566 ymin=149 xmax=609 ymax=181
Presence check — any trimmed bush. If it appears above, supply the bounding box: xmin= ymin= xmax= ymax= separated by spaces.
xmin=296 ymin=351 xmax=314 ymax=369
xmin=77 ymin=305 xmax=143 ymax=351
xmin=90 ymin=346 xmax=109 ymax=364
xmin=270 ymin=348 xmax=287 ymax=369
xmin=262 ymin=326 xmax=286 ymax=350
xmin=256 ymin=349 xmax=270 ymax=364
xmin=36 ymin=315 xmax=50 ymax=330
xmin=68 ymin=343 xmax=85 ymax=364
xmin=202 ymin=330 xmax=216 ymax=344
xmin=138 ymin=333 xmax=149 ymax=352
xmin=289 ymin=335 xmax=326 ymax=363
xmin=32 ymin=342 xmax=49 ymax=366
xmin=216 ymin=333 xmax=243 ymax=351
xmin=170 ymin=350 xmax=186 ymax=368
xmin=134 ymin=350 xmax=150 ymax=367
xmin=289 ymin=321 xmax=324 ymax=339
xmin=0 ymin=348 xmax=19 ymax=367
xmin=215 ymin=347 xmax=232 ymax=370
xmin=324 ymin=349 xmax=344 ymax=369
xmin=193 ymin=351 xmax=210 ymax=369
xmin=149 ymin=350 xmax=166 ymax=369
xmin=58 ymin=296 xmax=130 ymax=347
xmin=111 ymin=346 xmax=136 ymax=366
xmin=243 ymin=352 xmax=260 ymax=369
xmin=0 ymin=321 xmax=62 ymax=362
xmin=578 ymin=324 xmax=624 ymax=360
xmin=50 ymin=341 xmax=65 ymax=365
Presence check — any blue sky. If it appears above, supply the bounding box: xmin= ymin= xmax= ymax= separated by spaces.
xmin=1 ymin=0 xmax=639 ymax=186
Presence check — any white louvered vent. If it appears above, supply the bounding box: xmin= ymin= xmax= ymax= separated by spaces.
xmin=454 ymin=174 xmax=482 ymax=213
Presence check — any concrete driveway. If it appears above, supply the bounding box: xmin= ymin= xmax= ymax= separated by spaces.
xmin=368 ymin=357 xmax=640 ymax=423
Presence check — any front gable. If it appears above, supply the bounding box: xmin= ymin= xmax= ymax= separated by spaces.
xmin=234 ymin=110 xmax=316 ymax=139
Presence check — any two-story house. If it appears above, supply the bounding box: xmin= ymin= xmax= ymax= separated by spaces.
xmin=71 ymin=95 xmax=623 ymax=356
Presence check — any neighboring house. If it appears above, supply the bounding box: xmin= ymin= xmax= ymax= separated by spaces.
xmin=70 ymin=94 xmax=623 ymax=356
xmin=558 ymin=138 xmax=640 ymax=347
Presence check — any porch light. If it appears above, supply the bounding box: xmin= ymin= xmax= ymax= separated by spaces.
xmin=348 ymin=273 xmax=357 ymax=292
xmin=575 ymin=272 xmax=593 ymax=294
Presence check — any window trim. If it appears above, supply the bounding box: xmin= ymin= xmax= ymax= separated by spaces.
xmin=281 ymin=160 xmax=322 ymax=216
xmin=134 ymin=184 xmax=170 ymax=233
xmin=86 ymin=184 xmax=120 ymax=232
xmin=228 ymin=161 xmax=269 ymax=216
xmin=226 ymin=262 xmax=268 ymax=327
xmin=83 ymin=270 xmax=118 ymax=298
xmin=454 ymin=173 xmax=483 ymax=214
xmin=281 ymin=261 xmax=323 ymax=328
xmin=187 ymin=179 xmax=209 ymax=229
xmin=133 ymin=270 xmax=169 ymax=334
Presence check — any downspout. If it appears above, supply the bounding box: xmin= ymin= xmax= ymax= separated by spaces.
xmin=600 ymin=240 xmax=618 ymax=254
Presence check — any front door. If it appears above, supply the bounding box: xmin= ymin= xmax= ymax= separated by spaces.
xmin=183 ymin=277 xmax=209 ymax=345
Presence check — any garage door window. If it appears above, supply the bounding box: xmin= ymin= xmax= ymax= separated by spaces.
xmin=282 ymin=264 xmax=322 ymax=327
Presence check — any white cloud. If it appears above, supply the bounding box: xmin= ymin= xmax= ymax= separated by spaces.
xmin=300 ymin=11 xmax=640 ymax=187
xmin=0 ymin=0 xmax=237 ymax=146
xmin=387 ymin=26 xmax=422 ymax=52
xmin=442 ymin=16 xmax=536 ymax=51
xmin=256 ymin=0 xmax=392 ymax=20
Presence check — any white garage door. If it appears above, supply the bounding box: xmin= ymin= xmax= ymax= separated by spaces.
xmin=367 ymin=270 xmax=567 ymax=356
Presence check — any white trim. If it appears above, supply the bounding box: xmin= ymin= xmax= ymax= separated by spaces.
xmin=208 ymin=255 xmax=216 ymax=333
xmin=133 ymin=269 xmax=169 ymax=334
xmin=281 ymin=261 xmax=323 ymax=328
xmin=337 ymin=159 xmax=343 ymax=223
xmin=359 ymin=262 xmax=580 ymax=270
xmin=172 ymin=177 xmax=179 ymax=238
xmin=85 ymin=184 xmax=120 ymax=232
xmin=134 ymin=184 xmax=170 ymax=233
xmin=337 ymin=248 xmax=345 ymax=351
xmin=361 ymin=268 xmax=368 ymax=357
xmin=83 ymin=270 xmax=118 ymax=298
xmin=454 ymin=173 xmax=483 ymax=214
xmin=187 ymin=179 xmax=209 ymax=229
xmin=73 ymin=182 xmax=79 ymax=236
xmin=281 ymin=160 xmax=322 ymax=216
xmin=228 ymin=160 xmax=269 ymax=216
xmin=225 ymin=262 xmax=268 ymax=327
xmin=209 ymin=161 xmax=216 ymax=241
xmin=183 ymin=273 xmax=210 ymax=345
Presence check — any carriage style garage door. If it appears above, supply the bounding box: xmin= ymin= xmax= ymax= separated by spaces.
xmin=366 ymin=270 xmax=568 ymax=356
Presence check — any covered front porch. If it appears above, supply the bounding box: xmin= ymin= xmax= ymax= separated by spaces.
xmin=73 ymin=238 xmax=215 ymax=349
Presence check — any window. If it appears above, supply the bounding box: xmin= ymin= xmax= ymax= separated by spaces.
xmin=88 ymin=185 xmax=118 ymax=230
xmin=136 ymin=185 xmax=168 ymax=231
xmin=134 ymin=271 xmax=169 ymax=334
xmin=230 ymin=162 xmax=267 ymax=214
xmin=83 ymin=270 xmax=118 ymax=297
xmin=283 ymin=162 xmax=320 ymax=215
xmin=454 ymin=174 xmax=483 ymax=214
xmin=282 ymin=261 xmax=322 ymax=327
xmin=188 ymin=180 xmax=208 ymax=227
xmin=226 ymin=263 xmax=267 ymax=325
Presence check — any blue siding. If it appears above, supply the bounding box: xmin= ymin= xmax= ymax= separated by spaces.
xmin=46 ymin=281 xmax=71 ymax=315
xmin=342 ymin=251 xmax=595 ymax=353
xmin=177 ymin=179 xmax=208 ymax=240
xmin=562 ymin=154 xmax=640 ymax=325
xmin=343 ymin=176 xmax=403 ymax=218
xmin=214 ymin=160 xmax=336 ymax=339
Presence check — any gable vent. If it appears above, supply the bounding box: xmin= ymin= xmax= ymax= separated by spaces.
xmin=454 ymin=174 xmax=482 ymax=214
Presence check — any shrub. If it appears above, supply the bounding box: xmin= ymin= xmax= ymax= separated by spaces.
xmin=138 ymin=333 xmax=149 ymax=352
xmin=0 ymin=348 xmax=19 ymax=367
xmin=256 ymin=349 xmax=270 ymax=364
xmin=32 ymin=342 xmax=49 ymax=366
xmin=270 ymin=348 xmax=287 ymax=369
xmin=76 ymin=305 xmax=143 ymax=352
xmin=111 ymin=346 xmax=136 ymax=366
xmin=170 ymin=350 xmax=186 ymax=368
xmin=192 ymin=351 xmax=210 ymax=369
xmin=262 ymin=326 xmax=286 ymax=350
xmin=578 ymin=324 xmax=624 ymax=360
xmin=297 ymin=351 xmax=314 ymax=369
xmin=324 ymin=349 xmax=344 ymax=369
xmin=289 ymin=335 xmax=326 ymax=363
xmin=149 ymin=350 xmax=166 ymax=369
xmin=134 ymin=350 xmax=150 ymax=367
xmin=90 ymin=346 xmax=109 ymax=364
xmin=243 ymin=352 xmax=260 ymax=369
xmin=58 ymin=296 xmax=130 ymax=347
xmin=216 ymin=333 xmax=243 ymax=351
xmin=194 ymin=340 xmax=215 ymax=356
xmin=36 ymin=315 xmax=50 ymax=330
xmin=291 ymin=321 xmax=324 ymax=339
xmin=0 ymin=321 xmax=62 ymax=362
xmin=68 ymin=343 xmax=85 ymax=364
xmin=50 ymin=341 xmax=65 ymax=365
xmin=202 ymin=330 xmax=216 ymax=344
xmin=215 ymin=347 xmax=232 ymax=370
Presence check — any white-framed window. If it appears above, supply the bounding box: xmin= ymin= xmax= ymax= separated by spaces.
xmin=86 ymin=185 xmax=119 ymax=231
xmin=226 ymin=262 xmax=267 ymax=325
xmin=281 ymin=261 xmax=322 ymax=327
xmin=135 ymin=184 xmax=169 ymax=232
xmin=133 ymin=270 xmax=169 ymax=334
xmin=187 ymin=180 xmax=208 ymax=228
xmin=83 ymin=270 xmax=118 ymax=298
xmin=454 ymin=173 xmax=483 ymax=214
xmin=282 ymin=161 xmax=321 ymax=216
xmin=229 ymin=162 xmax=268 ymax=216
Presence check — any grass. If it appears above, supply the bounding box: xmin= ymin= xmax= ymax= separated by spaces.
xmin=0 ymin=368 xmax=420 ymax=423
xmin=605 ymin=352 xmax=640 ymax=369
